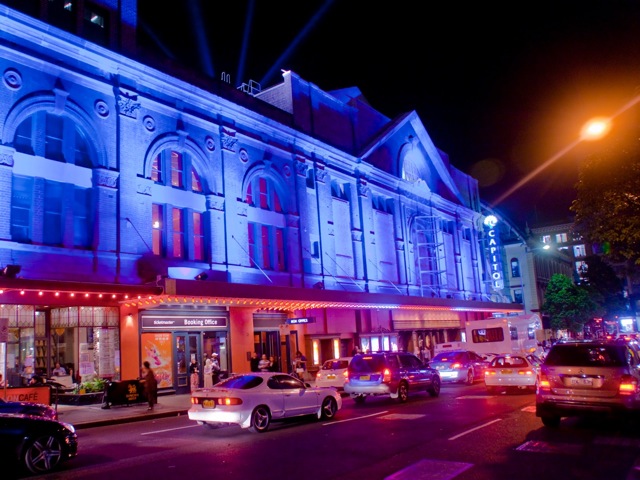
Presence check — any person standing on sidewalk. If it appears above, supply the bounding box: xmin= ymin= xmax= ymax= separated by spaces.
xmin=142 ymin=361 xmax=158 ymax=411
xmin=189 ymin=358 xmax=199 ymax=391
xmin=203 ymin=358 xmax=213 ymax=388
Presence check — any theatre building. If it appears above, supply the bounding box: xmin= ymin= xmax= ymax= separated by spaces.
xmin=0 ymin=1 xmax=520 ymax=394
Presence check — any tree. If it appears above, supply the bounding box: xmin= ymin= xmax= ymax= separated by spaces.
xmin=579 ymin=255 xmax=627 ymax=319
xmin=571 ymin=138 xmax=640 ymax=268
xmin=541 ymin=273 xmax=599 ymax=335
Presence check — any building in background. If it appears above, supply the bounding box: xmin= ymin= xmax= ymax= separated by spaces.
xmin=0 ymin=1 xmax=521 ymax=392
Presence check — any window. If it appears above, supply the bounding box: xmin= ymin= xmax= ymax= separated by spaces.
xmin=514 ymin=289 xmax=523 ymax=304
xmin=172 ymin=208 xmax=184 ymax=258
xmin=193 ymin=212 xmax=204 ymax=261
xmin=573 ymin=244 xmax=586 ymax=257
xmin=73 ymin=187 xmax=92 ymax=248
xmin=11 ymin=176 xmax=92 ymax=247
xmin=541 ymin=235 xmax=551 ymax=245
xmin=555 ymin=232 xmax=568 ymax=243
xmin=510 ymin=258 xmax=520 ymax=278
xmin=470 ymin=327 xmax=505 ymax=343
xmin=44 ymin=180 xmax=63 ymax=245
xmin=150 ymin=150 xmax=203 ymax=193
xmin=245 ymin=176 xmax=282 ymax=212
xmin=152 ymin=204 xmax=164 ymax=256
xmin=247 ymin=222 xmax=286 ymax=271
xmin=15 ymin=112 xmax=93 ymax=167
xmin=11 ymin=176 xmax=33 ymax=242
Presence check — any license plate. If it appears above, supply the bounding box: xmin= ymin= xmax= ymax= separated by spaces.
xmin=569 ymin=377 xmax=593 ymax=386
xmin=327 ymin=374 xmax=336 ymax=379
xmin=359 ymin=375 xmax=370 ymax=381
xmin=501 ymin=369 xmax=513 ymax=374
xmin=202 ymin=399 xmax=216 ymax=409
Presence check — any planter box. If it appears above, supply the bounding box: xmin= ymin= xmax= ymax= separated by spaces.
xmin=57 ymin=392 xmax=105 ymax=406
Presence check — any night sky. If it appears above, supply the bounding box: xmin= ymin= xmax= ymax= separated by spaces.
xmin=138 ymin=0 xmax=640 ymax=229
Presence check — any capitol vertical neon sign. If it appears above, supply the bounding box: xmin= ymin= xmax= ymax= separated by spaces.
xmin=484 ymin=215 xmax=504 ymax=290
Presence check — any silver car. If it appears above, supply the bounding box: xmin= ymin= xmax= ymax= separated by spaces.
xmin=536 ymin=340 xmax=640 ymax=427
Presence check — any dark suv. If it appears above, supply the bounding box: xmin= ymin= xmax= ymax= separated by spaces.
xmin=344 ymin=352 xmax=441 ymax=403
xmin=536 ymin=340 xmax=640 ymax=427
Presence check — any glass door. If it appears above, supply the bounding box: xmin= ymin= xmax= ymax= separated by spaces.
xmin=173 ymin=333 xmax=201 ymax=394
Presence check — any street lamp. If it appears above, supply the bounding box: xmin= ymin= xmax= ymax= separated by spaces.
xmin=580 ymin=117 xmax=611 ymax=141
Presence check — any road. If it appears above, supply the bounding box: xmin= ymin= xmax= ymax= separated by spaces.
xmin=26 ymin=382 xmax=640 ymax=480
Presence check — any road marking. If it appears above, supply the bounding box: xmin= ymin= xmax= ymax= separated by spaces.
xmin=455 ymin=395 xmax=491 ymax=399
xmin=521 ymin=405 xmax=536 ymax=412
xmin=385 ymin=458 xmax=473 ymax=480
xmin=448 ymin=418 xmax=502 ymax=440
xmin=141 ymin=424 xmax=200 ymax=435
xmin=516 ymin=440 xmax=582 ymax=455
xmin=326 ymin=410 xmax=389 ymax=425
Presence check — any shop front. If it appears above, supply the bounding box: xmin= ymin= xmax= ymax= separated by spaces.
xmin=139 ymin=308 xmax=230 ymax=394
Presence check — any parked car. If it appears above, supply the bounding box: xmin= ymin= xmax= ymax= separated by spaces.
xmin=0 ymin=413 xmax=78 ymax=475
xmin=344 ymin=352 xmax=441 ymax=403
xmin=188 ymin=372 xmax=342 ymax=433
xmin=0 ymin=398 xmax=58 ymax=419
xmin=429 ymin=349 xmax=488 ymax=385
xmin=536 ymin=340 xmax=640 ymax=427
xmin=484 ymin=354 xmax=540 ymax=393
xmin=315 ymin=357 xmax=352 ymax=391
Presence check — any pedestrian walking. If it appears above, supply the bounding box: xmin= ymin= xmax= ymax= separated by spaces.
xmin=142 ymin=361 xmax=158 ymax=411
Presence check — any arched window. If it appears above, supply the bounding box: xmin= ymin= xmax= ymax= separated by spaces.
xmin=15 ymin=112 xmax=92 ymax=167
xmin=150 ymin=150 xmax=203 ymax=193
xmin=10 ymin=110 xmax=94 ymax=247
xmin=245 ymin=176 xmax=282 ymax=212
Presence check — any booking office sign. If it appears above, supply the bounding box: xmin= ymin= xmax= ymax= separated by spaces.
xmin=483 ymin=215 xmax=504 ymax=291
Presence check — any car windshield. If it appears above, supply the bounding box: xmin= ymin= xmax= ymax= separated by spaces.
xmin=349 ymin=355 xmax=386 ymax=373
xmin=490 ymin=356 xmax=527 ymax=367
xmin=432 ymin=352 xmax=465 ymax=363
xmin=217 ymin=375 xmax=264 ymax=389
xmin=544 ymin=344 xmax=628 ymax=367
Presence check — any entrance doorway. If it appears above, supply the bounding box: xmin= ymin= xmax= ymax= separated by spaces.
xmin=174 ymin=332 xmax=201 ymax=394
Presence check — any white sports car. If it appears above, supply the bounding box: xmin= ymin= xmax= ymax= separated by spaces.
xmin=188 ymin=372 xmax=342 ymax=433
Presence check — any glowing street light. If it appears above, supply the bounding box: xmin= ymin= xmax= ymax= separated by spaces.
xmin=580 ymin=117 xmax=611 ymax=141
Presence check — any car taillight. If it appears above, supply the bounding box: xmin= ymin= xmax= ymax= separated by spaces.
xmin=343 ymin=370 xmax=348 ymax=379
xmin=316 ymin=372 xmax=321 ymax=379
xmin=451 ymin=363 xmax=463 ymax=369
xmin=619 ymin=375 xmax=638 ymax=395
xmin=539 ymin=374 xmax=551 ymax=390
xmin=191 ymin=397 xmax=200 ymax=405
xmin=218 ymin=397 xmax=243 ymax=406
xmin=485 ymin=370 xmax=496 ymax=376
xmin=383 ymin=368 xmax=391 ymax=382
xmin=518 ymin=369 xmax=534 ymax=376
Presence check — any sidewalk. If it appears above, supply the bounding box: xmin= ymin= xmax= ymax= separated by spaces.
xmin=53 ymin=393 xmax=192 ymax=430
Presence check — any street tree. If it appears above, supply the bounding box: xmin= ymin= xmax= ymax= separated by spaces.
xmin=579 ymin=255 xmax=627 ymax=319
xmin=541 ymin=273 xmax=599 ymax=335
xmin=571 ymin=138 xmax=640 ymax=273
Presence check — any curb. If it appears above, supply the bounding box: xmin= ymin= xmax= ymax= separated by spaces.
xmin=70 ymin=409 xmax=190 ymax=430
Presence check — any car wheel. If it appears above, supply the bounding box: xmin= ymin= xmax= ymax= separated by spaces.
xmin=428 ymin=375 xmax=441 ymax=397
xmin=249 ymin=406 xmax=271 ymax=433
xmin=353 ymin=394 xmax=366 ymax=404
xmin=204 ymin=422 xmax=219 ymax=429
xmin=466 ymin=370 xmax=474 ymax=385
xmin=397 ymin=382 xmax=409 ymax=403
xmin=23 ymin=434 xmax=64 ymax=474
xmin=541 ymin=415 xmax=561 ymax=428
xmin=320 ymin=397 xmax=338 ymax=419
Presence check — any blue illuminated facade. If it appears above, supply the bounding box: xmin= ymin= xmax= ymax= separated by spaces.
xmin=0 ymin=1 xmax=521 ymax=391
